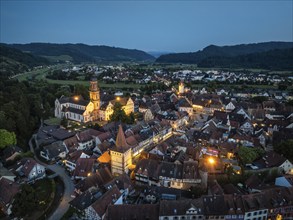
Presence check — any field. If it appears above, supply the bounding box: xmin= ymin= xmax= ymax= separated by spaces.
xmin=16 ymin=67 xmax=143 ymax=89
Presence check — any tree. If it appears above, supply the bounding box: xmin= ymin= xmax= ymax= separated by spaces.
xmin=12 ymin=184 xmax=37 ymax=218
xmin=237 ymin=146 xmax=264 ymax=165
xmin=61 ymin=117 xmax=69 ymax=128
xmin=74 ymin=83 xmax=89 ymax=100
xmin=110 ymin=102 xmax=128 ymax=123
xmin=0 ymin=129 xmax=16 ymax=149
xmin=110 ymin=102 xmax=135 ymax=124
xmin=274 ymin=139 xmax=293 ymax=162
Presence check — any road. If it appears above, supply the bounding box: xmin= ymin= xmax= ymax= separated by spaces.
xmin=29 ymin=135 xmax=75 ymax=220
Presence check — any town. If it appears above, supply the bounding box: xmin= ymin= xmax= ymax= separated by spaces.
xmin=1 ymin=65 xmax=293 ymax=220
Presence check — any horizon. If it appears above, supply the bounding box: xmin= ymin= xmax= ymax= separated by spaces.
xmin=1 ymin=40 xmax=293 ymax=54
xmin=1 ymin=1 xmax=292 ymax=52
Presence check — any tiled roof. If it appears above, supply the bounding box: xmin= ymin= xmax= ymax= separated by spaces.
xmin=73 ymin=158 xmax=96 ymax=178
xmin=0 ymin=178 xmax=20 ymax=210
xmin=43 ymin=141 xmax=67 ymax=159
xmin=59 ymin=95 xmax=89 ymax=106
xmin=159 ymin=199 xmax=204 ymax=216
xmin=75 ymin=166 xmax=113 ymax=193
xmin=77 ymin=129 xmax=102 ymax=142
xmin=90 ymin=185 xmax=122 ymax=217
xmin=114 ymin=125 xmax=130 ymax=153
xmin=106 ymin=204 xmax=159 ymax=220
xmin=253 ymin=151 xmax=288 ymax=169
xmin=158 ymin=161 xmax=183 ymax=179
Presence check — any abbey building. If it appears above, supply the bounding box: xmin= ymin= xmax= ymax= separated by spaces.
xmin=54 ymin=78 xmax=134 ymax=123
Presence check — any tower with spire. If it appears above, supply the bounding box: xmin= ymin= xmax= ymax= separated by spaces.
xmin=89 ymin=78 xmax=100 ymax=120
xmin=110 ymin=125 xmax=132 ymax=176
xmin=178 ymin=81 xmax=185 ymax=96
xmin=89 ymin=78 xmax=100 ymax=111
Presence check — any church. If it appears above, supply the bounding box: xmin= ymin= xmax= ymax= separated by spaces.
xmin=54 ymin=78 xmax=134 ymax=123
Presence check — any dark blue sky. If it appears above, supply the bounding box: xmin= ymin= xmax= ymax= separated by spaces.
xmin=1 ymin=1 xmax=292 ymax=52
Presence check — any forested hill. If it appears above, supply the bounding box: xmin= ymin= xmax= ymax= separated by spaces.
xmin=197 ymin=48 xmax=293 ymax=70
xmin=9 ymin=43 xmax=155 ymax=63
xmin=156 ymin=42 xmax=293 ymax=70
xmin=0 ymin=43 xmax=49 ymax=79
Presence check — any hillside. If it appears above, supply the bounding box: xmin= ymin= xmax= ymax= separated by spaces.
xmin=156 ymin=42 xmax=293 ymax=69
xmin=0 ymin=43 xmax=49 ymax=79
xmin=9 ymin=43 xmax=155 ymax=63
xmin=198 ymin=48 xmax=293 ymax=70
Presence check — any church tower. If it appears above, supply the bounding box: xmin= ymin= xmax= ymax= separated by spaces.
xmin=179 ymin=81 xmax=185 ymax=95
xmin=89 ymin=78 xmax=100 ymax=111
xmin=110 ymin=125 xmax=132 ymax=176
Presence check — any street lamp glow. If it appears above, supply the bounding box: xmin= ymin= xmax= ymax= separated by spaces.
xmin=74 ymin=96 xmax=79 ymax=101
xmin=208 ymin=157 xmax=215 ymax=165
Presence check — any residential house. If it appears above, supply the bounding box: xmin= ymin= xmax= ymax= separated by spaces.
xmin=159 ymin=199 xmax=204 ymax=220
xmin=76 ymin=129 xmax=101 ymax=150
xmin=203 ymin=195 xmax=227 ymax=219
xmin=64 ymin=151 xmax=90 ymax=171
xmin=253 ymin=151 xmax=293 ymax=174
xmin=14 ymin=158 xmax=46 ymax=183
xmin=0 ymin=177 xmax=20 ymax=215
xmin=84 ymin=185 xmax=122 ymax=220
xmin=75 ymin=166 xmax=113 ymax=194
xmin=177 ymin=98 xmax=193 ymax=116
xmin=241 ymin=193 xmax=269 ymax=220
xmin=40 ymin=141 xmax=68 ymax=161
xmin=36 ymin=125 xmax=75 ymax=147
xmin=239 ymin=119 xmax=254 ymax=134
xmin=72 ymin=158 xmax=97 ymax=180
xmin=262 ymin=101 xmax=276 ymax=112
xmin=135 ymin=159 xmax=160 ymax=186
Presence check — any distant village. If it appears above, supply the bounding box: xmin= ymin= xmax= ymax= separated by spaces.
xmin=1 ymin=65 xmax=293 ymax=220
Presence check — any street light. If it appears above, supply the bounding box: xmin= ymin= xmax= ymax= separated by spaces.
xmin=208 ymin=157 xmax=215 ymax=165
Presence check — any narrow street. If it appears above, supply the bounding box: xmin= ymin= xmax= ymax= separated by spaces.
xmin=29 ymin=135 xmax=74 ymax=220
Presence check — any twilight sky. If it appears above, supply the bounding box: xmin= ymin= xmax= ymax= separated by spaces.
xmin=0 ymin=1 xmax=292 ymax=52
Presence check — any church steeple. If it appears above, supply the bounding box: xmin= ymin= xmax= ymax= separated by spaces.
xmin=116 ymin=125 xmax=128 ymax=150
xmin=89 ymin=78 xmax=100 ymax=111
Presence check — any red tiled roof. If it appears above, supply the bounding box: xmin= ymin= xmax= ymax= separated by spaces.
xmin=91 ymin=185 xmax=122 ymax=217
xmin=0 ymin=178 xmax=20 ymax=210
